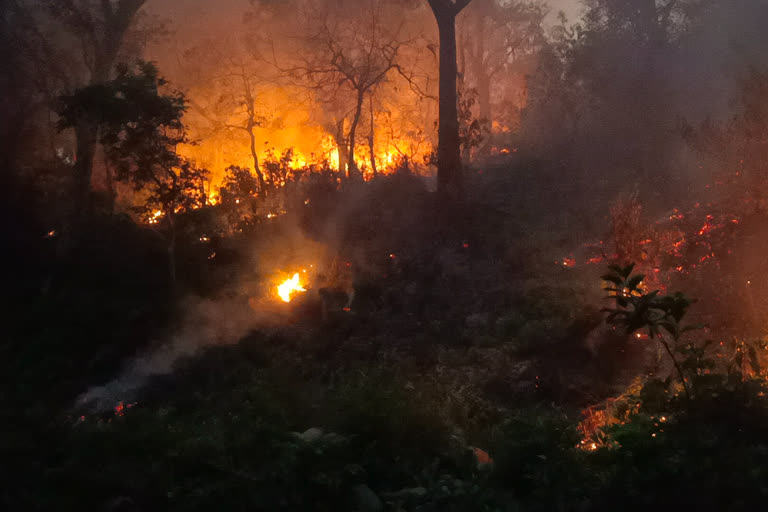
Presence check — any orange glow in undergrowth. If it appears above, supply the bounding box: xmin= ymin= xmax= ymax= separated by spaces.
xmin=277 ymin=272 xmax=307 ymax=303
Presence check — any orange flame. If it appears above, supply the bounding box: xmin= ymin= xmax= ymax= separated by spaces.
xmin=277 ymin=273 xmax=307 ymax=303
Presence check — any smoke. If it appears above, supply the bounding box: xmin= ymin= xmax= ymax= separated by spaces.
xmin=75 ymin=0 xmax=768 ymax=412
xmin=73 ymin=181 xmax=397 ymax=412
xmin=74 ymin=295 xmax=261 ymax=411
xmin=672 ymin=1 xmax=768 ymax=122
xmin=75 ymin=212 xmax=336 ymax=412
xmin=516 ymin=0 xmax=768 ymax=217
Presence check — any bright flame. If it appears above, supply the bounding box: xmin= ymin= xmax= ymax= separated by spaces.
xmin=148 ymin=210 xmax=164 ymax=224
xmin=175 ymin=82 xmax=435 ymax=191
xmin=277 ymin=273 xmax=307 ymax=303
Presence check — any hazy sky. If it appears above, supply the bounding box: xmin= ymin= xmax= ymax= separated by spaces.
xmin=547 ymin=0 xmax=582 ymax=22
xmin=145 ymin=0 xmax=585 ymax=71
xmin=148 ymin=0 xmax=585 ymax=33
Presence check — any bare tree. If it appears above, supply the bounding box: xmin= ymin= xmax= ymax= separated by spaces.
xmin=382 ymin=108 xmax=430 ymax=173
xmin=182 ymin=42 xmax=269 ymax=194
xmin=367 ymin=95 xmax=378 ymax=177
xmin=426 ymin=0 xmax=472 ymax=201
xmin=458 ymin=0 xmax=545 ymax=134
xmin=291 ymin=0 xmax=411 ymax=180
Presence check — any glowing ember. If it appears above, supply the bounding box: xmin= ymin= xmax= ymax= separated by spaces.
xmin=277 ymin=273 xmax=307 ymax=303
xmin=472 ymin=447 xmax=494 ymax=466
xmin=113 ymin=401 xmax=137 ymax=418
xmin=148 ymin=210 xmax=164 ymax=224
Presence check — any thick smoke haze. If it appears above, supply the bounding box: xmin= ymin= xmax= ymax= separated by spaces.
xmin=75 ymin=0 xmax=768 ymax=412
xmin=547 ymin=0 xmax=581 ymax=21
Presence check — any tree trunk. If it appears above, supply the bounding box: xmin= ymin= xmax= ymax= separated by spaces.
xmin=469 ymin=16 xmax=492 ymax=123
xmin=247 ymin=122 xmax=265 ymax=194
xmin=476 ymin=69 xmax=492 ymax=158
xmin=368 ymin=95 xmax=377 ymax=178
xmin=73 ymin=117 xmax=99 ymax=217
xmin=476 ymin=70 xmax=491 ymax=124
xmin=105 ymin=160 xmax=116 ymax=214
xmin=347 ymin=89 xmax=365 ymax=180
xmin=335 ymin=119 xmax=348 ymax=177
xmin=462 ymin=9 xmax=492 ymax=160
xmin=167 ymin=210 xmax=177 ymax=288
xmin=243 ymin=87 xmax=266 ymax=194
xmin=70 ymin=0 xmax=146 ymax=217
xmin=460 ymin=82 xmax=473 ymax=166
xmin=44 ymin=0 xmax=146 ymax=293
xmin=637 ymin=0 xmax=662 ymax=41
xmin=434 ymin=11 xmax=464 ymax=202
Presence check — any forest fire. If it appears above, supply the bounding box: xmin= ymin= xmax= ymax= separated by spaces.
xmin=179 ymin=126 xmax=431 ymax=191
xmin=277 ymin=272 xmax=307 ymax=303
xmin=14 ymin=0 xmax=768 ymax=509
xmin=560 ymin=178 xmax=746 ymax=286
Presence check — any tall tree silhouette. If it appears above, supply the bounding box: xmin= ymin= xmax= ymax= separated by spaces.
xmin=49 ymin=0 xmax=146 ymax=216
xmin=426 ymin=0 xmax=473 ymax=201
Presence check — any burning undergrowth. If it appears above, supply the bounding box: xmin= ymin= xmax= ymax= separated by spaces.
xmin=22 ymin=154 xmax=768 ymax=512
xmin=556 ymin=167 xmax=768 ymax=337
xmin=70 ymin=171 xmax=575 ymax=417
xmin=70 ymin=160 xmax=768 ymax=475
xmin=72 ymin=176 xmax=431 ymax=413
xmin=555 ymin=174 xmax=768 ymax=451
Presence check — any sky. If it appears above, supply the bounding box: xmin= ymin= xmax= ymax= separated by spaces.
xmin=547 ymin=0 xmax=581 ymax=22
xmin=143 ymin=0 xmax=584 ymax=76
xmin=147 ymin=0 xmax=586 ymax=34
xmin=145 ymin=0 xmax=585 ymax=70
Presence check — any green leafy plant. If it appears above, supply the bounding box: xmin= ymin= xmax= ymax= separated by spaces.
xmin=601 ymin=263 xmax=700 ymax=399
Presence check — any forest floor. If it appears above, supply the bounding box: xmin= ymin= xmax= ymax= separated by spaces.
xmin=6 ymin=163 xmax=768 ymax=511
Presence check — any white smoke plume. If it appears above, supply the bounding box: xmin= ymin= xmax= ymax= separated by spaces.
xmin=74 ymin=295 xmax=264 ymax=411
